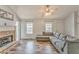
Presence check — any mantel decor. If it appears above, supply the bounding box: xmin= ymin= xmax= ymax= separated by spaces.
xmin=0 ymin=8 xmax=14 ymax=20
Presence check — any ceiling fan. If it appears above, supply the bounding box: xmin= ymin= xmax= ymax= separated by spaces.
xmin=40 ymin=5 xmax=57 ymax=17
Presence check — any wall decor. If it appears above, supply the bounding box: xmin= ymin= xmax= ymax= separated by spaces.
xmin=0 ymin=8 xmax=14 ymax=20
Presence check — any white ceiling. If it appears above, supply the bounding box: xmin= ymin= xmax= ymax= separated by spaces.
xmin=8 ymin=5 xmax=79 ymax=20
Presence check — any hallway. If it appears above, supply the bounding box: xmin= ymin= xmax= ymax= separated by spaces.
xmin=8 ymin=40 xmax=58 ymax=54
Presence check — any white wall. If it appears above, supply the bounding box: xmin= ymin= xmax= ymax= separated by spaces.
xmin=76 ymin=12 xmax=79 ymax=39
xmin=21 ymin=19 xmax=65 ymax=39
xmin=16 ymin=21 xmax=21 ymax=41
xmin=65 ymin=13 xmax=75 ymax=36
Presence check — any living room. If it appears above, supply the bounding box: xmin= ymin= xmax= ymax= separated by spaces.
xmin=0 ymin=5 xmax=79 ymax=54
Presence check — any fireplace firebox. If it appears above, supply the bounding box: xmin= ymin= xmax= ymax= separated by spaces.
xmin=0 ymin=35 xmax=13 ymax=47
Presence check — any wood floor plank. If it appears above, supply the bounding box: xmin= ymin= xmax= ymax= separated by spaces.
xmin=8 ymin=39 xmax=58 ymax=54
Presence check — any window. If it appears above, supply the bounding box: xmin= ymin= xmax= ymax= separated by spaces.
xmin=26 ymin=22 xmax=33 ymax=34
xmin=45 ymin=23 xmax=52 ymax=32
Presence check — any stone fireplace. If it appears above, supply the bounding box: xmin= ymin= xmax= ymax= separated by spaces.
xmin=0 ymin=31 xmax=16 ymax=53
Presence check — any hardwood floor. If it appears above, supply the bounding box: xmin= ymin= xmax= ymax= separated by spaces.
xmin=8 ymin=39 xmax=58 ymax=54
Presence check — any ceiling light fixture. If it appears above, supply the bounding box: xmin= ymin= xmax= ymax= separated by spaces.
xmin=40 ymin=5 xmax=55 ymax=17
